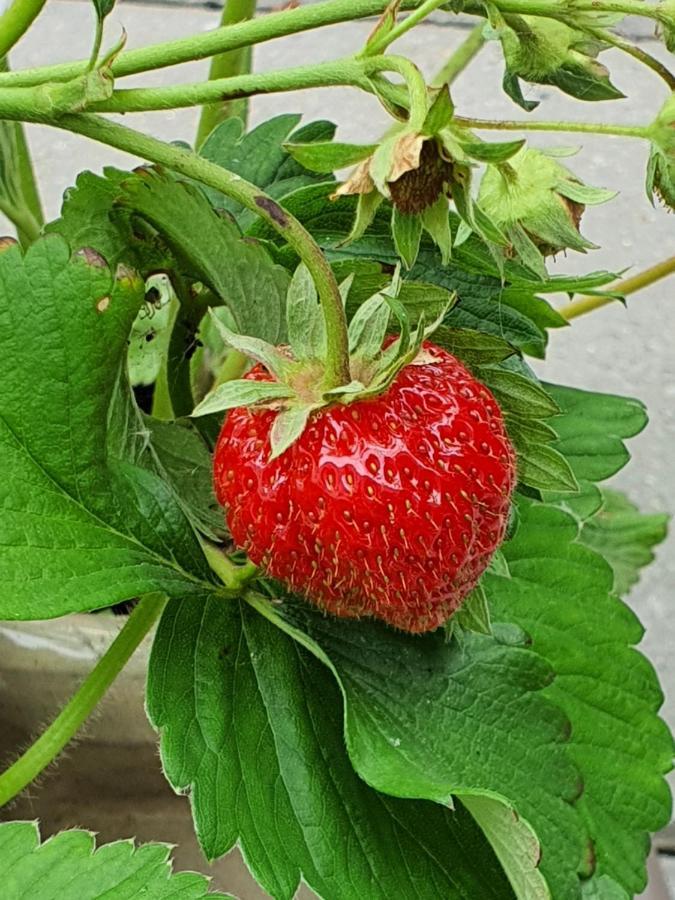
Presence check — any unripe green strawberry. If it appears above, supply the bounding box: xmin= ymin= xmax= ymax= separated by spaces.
xmin=646 ymin=93 xmax=675 ymax=210
xmin=213 ymin=343 xmax=516 ymax=634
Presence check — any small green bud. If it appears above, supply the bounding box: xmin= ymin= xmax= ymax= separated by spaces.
xmin=646 ymin=93 xmax=675 ymax=210
xmin=478 ymin=149 xmax=615 ymax=261
xmin=499 ymin=16 xmax=623 ymax=106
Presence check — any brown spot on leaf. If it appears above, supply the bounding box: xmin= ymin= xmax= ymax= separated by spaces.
xmin=75 ymin=247 xmax=108 ymax=268
xmin=96 ymin=296 xmax=111 ymax=313
xmin=0 ymin=236 xmax=18 ymax=253
xmin=254 ymin=196 xmax=289 ymax=227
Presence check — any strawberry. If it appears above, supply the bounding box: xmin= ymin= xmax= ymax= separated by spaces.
xmin=211 ymin=341 xmax=515 ymax=634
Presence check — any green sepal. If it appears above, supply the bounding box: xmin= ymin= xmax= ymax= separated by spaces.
xmin=423 ymin=85 xmax=455 ymax=136
xmin=391 ymin=207 xmax=423 ymax=269
xmin=516 ymin=442 xmax=580 ymax=493
xmin=348 ymin=291 xmax=391 ymax=359
xmin=421 ymin=197 xmax=453 ymax=264
xmin=502 ymin=71 xmax=539 ymax=111
xmin=209 ymin=310 xmax=292 ymax=381
xmin=342 ymin=190 xmax=384 ymax=244
xmin=479 ymin=368 xmax=561 ymax=419
xmin=270 ymin=404 xmax=317 ymax=459
xmin=286 ymin=263 xmax=326 ymax=362
xmin=556 ymin=181 xmax=617 ymax=205
xmin=457 ymin=137 xmax=526 ymax=164
xmin=284 ymin=141 xmax=378 ymax=174
xmin=548 ymin=59 xmax=625 ymax=102
xmin=361 ymin=0 xmax=401 ymax=56
xmin=508 ymin=224 xmax=548 ymax=280
xmin=452 ymin=583 xmax=493 ymax=635
xmin=191 ymin=379 xmax=296 ymax=418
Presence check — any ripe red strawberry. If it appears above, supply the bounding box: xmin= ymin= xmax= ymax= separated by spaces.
xmin=213 ymin=341 xmax=516 ymax=633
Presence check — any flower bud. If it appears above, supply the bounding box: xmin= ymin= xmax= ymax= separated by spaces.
xmin=646 ymin=93 xmax=675 ymax=210
xmin=478 ymin=149 xmax=615 ymax=263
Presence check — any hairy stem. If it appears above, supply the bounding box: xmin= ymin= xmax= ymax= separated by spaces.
xmin=464 ymin=0 xmax=665 ymax=24
xmin=562 ymin=256 xmax=675 ymax=320
xmin=44 ymin=113 xmax=351 ymax=387
xmin=0 ymin=594 xmax=167 ymax=808
xmin=87 ymin=18 xmax=105 ymax=72
xmin=454 ymin=116 xmax=650 ymax=139
xmin=0 ymin=0 xmax=47 ymax=59
xmin=366 ymin=0 xmax=449 ymax=55
xmin=90 ymin=58 xmax=371 ymax=114
xmin=0 ymin=0 xmax=422 ymax=88
xmin=432 ymin=23 xmax=485 ymax=86
xmin=0 ymin=197 xmax=41 ymax=244
xmin=195 ymin=0 xmax=258 ymax=148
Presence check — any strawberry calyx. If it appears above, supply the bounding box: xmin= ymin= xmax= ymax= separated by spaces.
xmin=192 ymin=267 xmax=454 ymax=458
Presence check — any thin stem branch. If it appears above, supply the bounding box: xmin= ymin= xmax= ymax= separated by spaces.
xmin=454 ymin=116 xmax=650 ymax=139
xmin=0 ymin=594 xmax=167 ymax=808
xmin=432 ymin=23 xmax=485 ymax=87
xmin=366 ymin=0 xmax=448 ymax=55
xmin=363 ymin=55 xmax=429 ymax=127
xmin=580 ymin=25 xmax=675 ymax=91
xmin=0 ymin=0 xmax=421 ymax=88
xmin=0 ymin=0 xmax=47 ymax=59
xmin=0 ymin=196 xmax=41 ymax=244
xmin=196 ymin=0 xmax=258 ymax=149
xmin=43 ymin=113 xmax=351 ymax=387
xmin=87 ymin=18 xmax=105 ymax=72
xmin=90 ymin=58 xmax=370 ymax=114
xmin=562 ymin=256 xmax=675 ymax=320
xmin=463 ymin=0 xmax=665 ymax=24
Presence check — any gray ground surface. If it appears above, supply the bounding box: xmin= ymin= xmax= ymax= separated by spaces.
xmin=2 ymin=2 xmax=674 ymax=895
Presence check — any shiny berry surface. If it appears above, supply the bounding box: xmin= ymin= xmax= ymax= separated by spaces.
xmin=213 ymin=342 xmax=516 ymax=633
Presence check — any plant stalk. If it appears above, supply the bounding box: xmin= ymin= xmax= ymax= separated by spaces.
xmin=40 ymin=113 xmax=351 ymax=387
xmin=0 ymin=0 xmax=422 ymax=88
xmin=454 ymin=116 xmax=650 ymax=139
xmin=0 ymin=594 xmax=167 ymax=808
xmin=195 ymin=0 xmax=258 ymax=148
xmin=579 ymin=25 xmax=675 ymax=91
xmin=562 ymin=256 xmax=675 ymax=320
xmin=0 ymin=0 xmax=47 ymax=59
xmin=366 ymin=0 xmax=449 ymax=55
xmin=89 ymin=58 xmax=371 ymax=114
xmin=432 ymin=24 xmax=486 ymax=87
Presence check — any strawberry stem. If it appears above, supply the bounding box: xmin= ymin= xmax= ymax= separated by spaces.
xmin=562 ymin=256 xmax=675 ymax=320
xmin=0 ymin=594 xmax=167 ymax=808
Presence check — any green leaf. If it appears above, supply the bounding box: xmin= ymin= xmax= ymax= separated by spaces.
xmin=579 ymin=489 xmax=669 ymax=595
xmin=0 ymin=237 xmax=214 ymax=620
xmin=192 ymin=379 xmax=295 ymax=417
xmin=461 ymin=796 xmax=550 ymax=900
xmin=286 ymin=262 xmax=326 ymax=361
xmin=269 ymin=404 xmax=315 ymax=459
xmin=200 ymin=115 xmax=336 ymax=225
xmin=392 ymin=207 xmax=423 ymax=269
xmin=0 ymin=821 xmax=229 ymax=899
xmin=480 ymin=368 xmax=561 ymax=419
xmin=268 ymin=595 xmax=585 ymax=900
xmin=581 ymin=874 xmax=630 ymax=900
xmin=421 ymin=196 xmax=453 ymax=264
xmin=45 ymin=168 xmax=172 ymax=274
xmin=144 ymin=416 xmax=224 ymax=541
xmin=147 ymin=597 xmax=516 ymax=900
xmin=452 ymin=583 xmax=492 ymax=635
xmin=127 ymin=273 xmax=176 ymax=387
xmin=284 ymin=141 xmax=377 ymax=174
xmin=117 ymin=168 xmax=289 ymax=344
xmin=487 ymin=499 xmax=673 ymax=896
xmin=544 ymin=384 xmax=647 ymax=484
xmin=431 ymin=326 xmax=517 ymax=366
xmin=502 ymin=71 xmax=539 ymax=111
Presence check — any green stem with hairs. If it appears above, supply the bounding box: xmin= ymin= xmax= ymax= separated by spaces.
xmin=0 ymin=0 xmax=422 ymax=88
xmin=0 ymin=594 xmax=167 ymax=808
xmin=365 ymin=0 xmax=450 ymax=55
xmin=88 ymin=58 xmax=372 ymax=114
xmin=463 ymin=0 xmax=665 ymax=24
xmin=17 ymin=113 xmax=350 ymax=387
xmin=0 ymin=197 xmax=41 ymax=244
xmin=432 ymin=24 xmax=486 ymax=87
xmin=454 ymin=116 xmax=650 ymax=139
xmin=562 ymin=256 xmax=675 ymax=320
xmin=0 ymin=0 xmax=47 ymax=59
xmin=195 ymin=0 xmax=258 ymax=148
